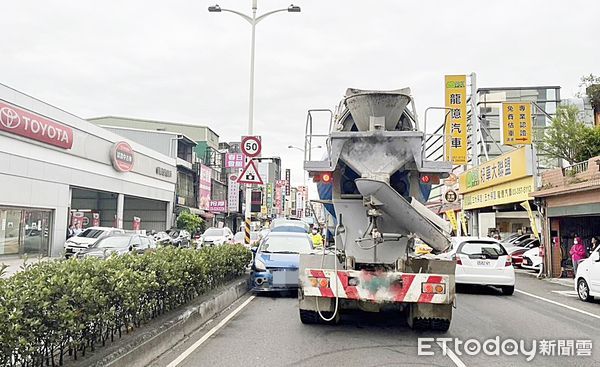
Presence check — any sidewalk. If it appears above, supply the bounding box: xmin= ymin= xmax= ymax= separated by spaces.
xmin=545 ymin=276 xmax=575 ymax=288
xmin=515 ymin=268 xmax=575 ymax=287
xmin=1 ymin=256 xmax=53 ymax=278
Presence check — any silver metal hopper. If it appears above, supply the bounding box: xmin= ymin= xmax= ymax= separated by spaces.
xmin=344 ymin=88 xmax=411 ymax=131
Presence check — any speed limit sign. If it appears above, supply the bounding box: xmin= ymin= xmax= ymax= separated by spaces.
xmin=241 ymin=136 xmax=262 ymax=157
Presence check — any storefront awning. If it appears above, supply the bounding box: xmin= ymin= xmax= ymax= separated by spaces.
xmin=176 ymin=205 xmax=204 ymax=216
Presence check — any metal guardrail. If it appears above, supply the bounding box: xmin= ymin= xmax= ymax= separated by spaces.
xmin=562 ymin=161 xmax=588 ymax=176
xmin=304 ymin=109 xmax=333 ymax=163
xmin=422 ymin=107 xmax=452 ymax=164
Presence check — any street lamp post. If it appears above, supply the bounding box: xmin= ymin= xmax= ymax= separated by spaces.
xmin=209 ymin=1 xmax=300 ymax=244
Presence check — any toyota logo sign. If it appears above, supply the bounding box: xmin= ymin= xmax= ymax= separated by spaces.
xmin=0 ymin=101 xmax=74 ymax=149
xmin=0 ymin=107 xmax=21 ymax=129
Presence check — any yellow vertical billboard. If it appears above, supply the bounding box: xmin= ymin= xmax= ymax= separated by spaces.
xmin=445 ymin=210 xmax=458 ymax=233
xmin=501 ymin=102 xmax=532 ymax=145
xmin=445 ymin=75 xmax=468 ymax=164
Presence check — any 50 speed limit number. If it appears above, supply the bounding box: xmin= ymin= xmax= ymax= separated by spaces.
xmin=241 ymin=136 xmax=261 ymax=157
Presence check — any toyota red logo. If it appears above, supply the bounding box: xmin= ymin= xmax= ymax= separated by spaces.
xmin=0 ymin=101 xmax=73 ymax=149
xmin=0 ymin=107 xmax=21 ymax=129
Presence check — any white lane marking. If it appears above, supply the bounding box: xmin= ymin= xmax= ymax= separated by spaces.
xmin=166 ymin=295 xmax=256 ymax=367
xmin=438 ymin=341 xmax=467 ymax=367
xmin=551 ymin=290 xmax=578 ymax=298
xmin=515 ymin=289 xmax=600 ymax=320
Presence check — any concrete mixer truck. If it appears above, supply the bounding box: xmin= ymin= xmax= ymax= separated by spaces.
xmin=299 ymin=87 xmax=455 ymax=331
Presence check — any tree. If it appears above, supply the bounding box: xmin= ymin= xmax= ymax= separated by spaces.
xmin=579 ymin=74 xmax=600 ymax=110
xmin=537 ymin=105 xmax=600 ymax=165
xmin=577 ymin=125 xmax=600 ymax=163
xmin=176 ymin=211 xmax=204 ymax=234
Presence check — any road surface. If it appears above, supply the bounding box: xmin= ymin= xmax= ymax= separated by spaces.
xmin=152 ymin=271 xmax=600 ymax=367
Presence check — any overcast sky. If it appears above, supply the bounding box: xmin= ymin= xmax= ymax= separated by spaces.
xmin=2 ymin=0 xmax=598 ymax=186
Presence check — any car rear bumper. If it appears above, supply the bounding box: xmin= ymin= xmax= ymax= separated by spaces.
xmin=456 ymin=268 xmax=515 ymax=286
xmin=251 ymin=269 xmax=299 ymax=291
xmin=521 ymin=257 xmax=541 ymax=270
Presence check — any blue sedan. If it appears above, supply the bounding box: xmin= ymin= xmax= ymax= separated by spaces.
xmin=251 ymin=232 xmax=313 ymax=292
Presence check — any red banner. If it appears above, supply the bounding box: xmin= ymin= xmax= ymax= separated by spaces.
xmin=132 ymin=216 xmax=141 ymax=231
xmin=92 ymin=212 xmax=100 ymax=227
xmin=0 ymin=101 xmax=74 ymax=149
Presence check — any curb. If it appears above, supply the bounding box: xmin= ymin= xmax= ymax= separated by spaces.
xmin=77 ymin=277 xmax=249 ymax=367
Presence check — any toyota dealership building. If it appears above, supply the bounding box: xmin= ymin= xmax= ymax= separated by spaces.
xmin=0 ymin=83 xmax=176 ymax=258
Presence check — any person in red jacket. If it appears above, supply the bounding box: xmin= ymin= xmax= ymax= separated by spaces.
xmin=570 ymin=236 xmax=587 ymax=273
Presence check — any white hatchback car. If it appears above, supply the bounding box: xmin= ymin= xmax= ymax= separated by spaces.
xmin=575 ymin=246 xmax=600 ymax=302
xmin=200 ymin=227 xmax=234 ymax=247
xmin=447 ymin=237 xmax=515 ymax=295
xmin=64 ymin=227 xmax=125 ymax=258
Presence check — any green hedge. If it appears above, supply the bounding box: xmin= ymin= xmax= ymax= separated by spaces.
xmin=0 ymin=245 xmax=251 ymax=367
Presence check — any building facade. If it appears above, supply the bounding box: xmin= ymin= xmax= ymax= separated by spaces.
xmin=100 ymin=126 xmax=202 ymax=221
xmin=531 ymin=155 xmax=600 ymax=277
xmin=0 ymin=84 xmax=176 ymax=258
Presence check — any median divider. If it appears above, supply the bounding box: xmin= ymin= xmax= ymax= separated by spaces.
xmin=79 ymin=276 xmax=250 ymax=367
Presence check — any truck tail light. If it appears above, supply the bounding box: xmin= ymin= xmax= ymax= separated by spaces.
xmin=422 ymin=283 xmax=446 ymax=294
xmin=312 ymin=172 xmax=333 ymax=184
xmin=420 ymin=174 xmax=440 ymax=184
xmin=308 ymin=277 xmax=329 ymax=288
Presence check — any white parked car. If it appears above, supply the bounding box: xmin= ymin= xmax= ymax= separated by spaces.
xmin=447 ymin=237 xmax=515 ymax=295
xmin=521 ymin=247 xmax=543 ymax=271
xmin=64 ymin=227 xmax=125 ymax=258
xmin=233 ymin=231 xmax=260 ymax=248
xmin=200 ymin=227 xmax=234 ymax=247
xmin=575 ymin=246 xmax=600 ymax=302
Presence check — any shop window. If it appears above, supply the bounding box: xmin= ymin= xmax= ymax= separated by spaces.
xmin=0 ymin=207 xmax=51 ymax=257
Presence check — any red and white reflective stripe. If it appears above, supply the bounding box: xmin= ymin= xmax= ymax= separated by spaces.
xmin=302 ymin=269 xmax=450 ymax=304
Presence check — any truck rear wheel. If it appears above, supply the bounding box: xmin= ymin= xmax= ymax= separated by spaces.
xmin=299 ymin=309 xmax=340 ymax=325
xmin=407 ymin=303 xmax=452 ymax=332
xmin=410 ymin=317 xmax=451 ymax=332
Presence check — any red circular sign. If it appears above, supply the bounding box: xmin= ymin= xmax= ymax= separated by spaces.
xmin=111 ymin=141 xmax=134 ymax=172
xmin=241 ymin=136 xmax=261 ymax=157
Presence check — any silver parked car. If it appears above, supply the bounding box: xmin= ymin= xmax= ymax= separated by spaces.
xmin=76 ymin=234 xmax=153 ymax=259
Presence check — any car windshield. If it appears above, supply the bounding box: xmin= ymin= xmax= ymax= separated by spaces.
xmin=95 ymin=236 xmax=130 ymax=249
xmin=459 ymin=241 xmax=507 ymax=259
xmin=259 ymin=235 xmax=312 ymax=254
xmin=204 ymin=229 xmax=224 ymax=237
xmin=78 ymin=229 xmax=105 ymax=238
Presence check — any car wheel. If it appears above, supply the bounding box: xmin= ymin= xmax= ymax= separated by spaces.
xmin=501 ymin=286 xmax=514 ymax=296
xmin=577 ymin=278 xmax=593 ymax=302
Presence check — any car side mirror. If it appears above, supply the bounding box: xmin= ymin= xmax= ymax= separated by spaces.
xmin=251 ymin=247 xmax=257 ymax=253
xmin=593 ymin=252 xmax=600 ymax=262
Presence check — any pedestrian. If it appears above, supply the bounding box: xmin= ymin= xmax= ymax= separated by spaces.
xmin=570 ymin=236 xmax=587 ymax=273
xmin=67 ymin=225 xmax=75 ymax=238
xmin=74 ymin=223 xmax=83 ymax=236
xmin=311 ymin=226 xmax=323 ymax=248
